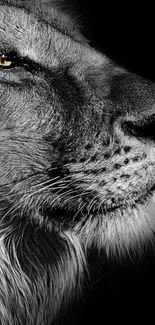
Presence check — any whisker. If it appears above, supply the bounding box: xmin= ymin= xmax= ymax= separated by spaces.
xmin=30 ymin=173 xmax=76 ymax=189
xmin=72 ymin=202 xmax=87 ymax=221
xmin=69 ymin=189 xmax=89 ymax=200
xmin=30 ymin=177 xmax=83 ymax=195
xmin=1 ymin=200 xmax=21 ymax=222
xmin=25 ymin=179 xmax=77 ymax=198
xmin=49 ymin=189 xmax=79 ymax=208
xmin=87 ymin=195 xmax=98 ymax=214
xmin=31 ymin=176 xmax=60 ymax=189
xmin=97 ymin=198 xmax=105 ymax=215
xmin=0 ymin=166 xmax=62 ymax=188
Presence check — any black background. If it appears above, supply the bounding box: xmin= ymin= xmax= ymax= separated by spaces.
xmin=74 ymin=0 xmax=155 ymax=80
xmin=64 ymin=1 xmax=155 ymax=324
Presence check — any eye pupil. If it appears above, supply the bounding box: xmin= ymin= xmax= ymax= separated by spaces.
xmin=0 ymin=54 xmax=13 ymax=67
xmin=0 ymin=52 xmax=36 ymax=71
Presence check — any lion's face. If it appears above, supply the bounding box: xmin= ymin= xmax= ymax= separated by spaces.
xmin=1 ymin=0 xmax=155 ymax=256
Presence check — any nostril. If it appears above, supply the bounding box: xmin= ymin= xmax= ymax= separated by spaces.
xmin=122 ymin=118 xmax=155 ymax=140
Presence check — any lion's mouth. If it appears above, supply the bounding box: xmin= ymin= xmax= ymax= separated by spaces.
xmin=97 ymin=183 xmax=155 ymax=215
xmin=40 ymin=183 xmax=155 ymax=229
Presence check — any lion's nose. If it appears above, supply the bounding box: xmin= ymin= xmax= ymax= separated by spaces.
xmin=122 ymin=118 xmax=155 ymax=140
xmin=110 ymin=72 xmax=155 ymax=141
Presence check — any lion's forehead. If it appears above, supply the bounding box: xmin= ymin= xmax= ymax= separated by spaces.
xmin=0 ymin=4 xmax=108 ymax=80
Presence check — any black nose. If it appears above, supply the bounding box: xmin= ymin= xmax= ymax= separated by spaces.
xmin=110 ymin=73 xmax=155 ymax=141
xmin=122 ymin=118 xmax=155 ymax=140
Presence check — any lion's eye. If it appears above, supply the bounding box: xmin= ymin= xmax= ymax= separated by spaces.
xmin=0 ymin=54 xmax=13 ymax=67
xmin=0 ymin=52 xmax=39 ymax=71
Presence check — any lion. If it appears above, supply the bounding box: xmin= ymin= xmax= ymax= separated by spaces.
xmin=0 ymin=0 xmax=155 ymax=324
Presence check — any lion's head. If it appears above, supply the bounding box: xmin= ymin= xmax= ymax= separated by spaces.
xmin=1 ymin=0 xmax=155 ymax=256
xmin=0 ymin=0 xmax=155 ymax=323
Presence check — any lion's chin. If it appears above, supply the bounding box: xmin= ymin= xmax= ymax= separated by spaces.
xmin=70 ymin=193 xmax=155 ymax=258
xmin=30 ymin=187 xmax=155 ymax=257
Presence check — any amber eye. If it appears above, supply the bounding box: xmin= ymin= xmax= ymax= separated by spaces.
xmin=0 ymin=54 xmax=13 ymax=67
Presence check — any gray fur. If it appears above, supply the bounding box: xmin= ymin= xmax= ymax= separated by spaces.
xmin=0 ymin=0 xmax=155 ymax=324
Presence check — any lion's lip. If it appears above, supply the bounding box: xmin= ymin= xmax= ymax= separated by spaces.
xmin=98 ymin=183 xmax=155 ymax=214
xmin=40 ymin=183 xmax=155 ymax=223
